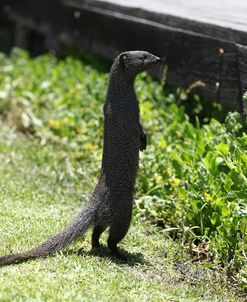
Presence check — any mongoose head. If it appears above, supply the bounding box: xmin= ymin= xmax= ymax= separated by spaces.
xmin=118 ymin=51 xmax=160 ymax=76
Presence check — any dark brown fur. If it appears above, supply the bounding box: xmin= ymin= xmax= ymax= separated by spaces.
xmin=0 ymin=51 xmax=160 ymax=265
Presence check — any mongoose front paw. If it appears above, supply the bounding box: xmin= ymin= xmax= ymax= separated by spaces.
xmin=140 ymin=130 xmax=147 ymax=151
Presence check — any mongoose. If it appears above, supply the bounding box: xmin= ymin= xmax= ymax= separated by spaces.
xmin=0 ymin=51 xmax=160 ymax=265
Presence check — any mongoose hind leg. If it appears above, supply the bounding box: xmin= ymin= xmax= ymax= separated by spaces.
xmin=107 ymin=221 xmax=130 ymax=261
xmin=92 ymin=225 xmax=106 ymax=248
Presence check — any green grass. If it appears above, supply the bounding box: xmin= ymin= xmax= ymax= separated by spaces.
xmin=0 ymin=123 xmax=243 ymax=301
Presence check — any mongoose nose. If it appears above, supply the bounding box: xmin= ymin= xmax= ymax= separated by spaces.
xmin=153 ymin=56 xmax=161 ymax=62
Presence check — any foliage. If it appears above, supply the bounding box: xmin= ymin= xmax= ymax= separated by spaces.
xmin=0 ymin=48 xmax=246 ymax=285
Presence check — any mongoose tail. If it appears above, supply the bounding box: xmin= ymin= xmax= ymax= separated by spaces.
xmin=0 ymin=206 xmax=94 ymax=266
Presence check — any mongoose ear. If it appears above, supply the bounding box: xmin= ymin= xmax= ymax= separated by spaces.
xmin=119 ymin=54 xmax=128 ymax=69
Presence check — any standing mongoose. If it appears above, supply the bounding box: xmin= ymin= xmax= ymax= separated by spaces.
xmin=0 ymin=51 xmax=160 ymax=265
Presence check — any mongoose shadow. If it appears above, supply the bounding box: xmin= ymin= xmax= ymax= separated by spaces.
xmin=66 ymin=246 xmax=146 ymax=267
xmin=0 ymin=50 xmax=160 ymax=266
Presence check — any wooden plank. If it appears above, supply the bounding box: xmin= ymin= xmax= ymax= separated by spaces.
xmin=62 ymin=0 xmax=243 ymax=110
xmin=66 ymin=0 xmax=247 ymax=45
xmin=96 ymin=0 xmax=247 ymax=31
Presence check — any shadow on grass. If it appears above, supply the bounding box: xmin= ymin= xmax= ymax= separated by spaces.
xmin=64 ymin=246 xmax=146 ymax=267
xmin=0 ymin=246 xmax=146 ymax=268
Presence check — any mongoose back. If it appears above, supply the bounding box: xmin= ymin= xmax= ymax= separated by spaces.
xmin=0 ymin=51 xmax=160 ymax=265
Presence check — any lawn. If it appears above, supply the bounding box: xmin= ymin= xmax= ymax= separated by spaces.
xmin=0 ymin=122 xmax=243 ymax=301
